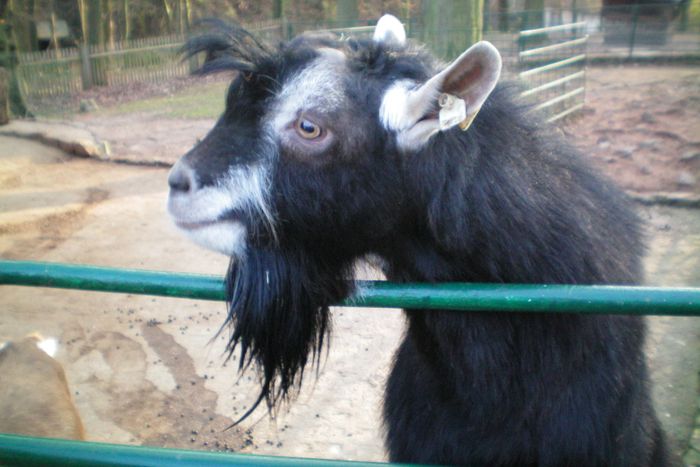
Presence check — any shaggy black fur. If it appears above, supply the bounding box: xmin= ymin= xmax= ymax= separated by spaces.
xmin=223 ymin=248 xmax=352 ymax=422
xmin=176 ymin=22 xmax=673 ymax=466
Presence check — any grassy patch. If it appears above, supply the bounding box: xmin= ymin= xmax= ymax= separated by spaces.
xmin=98 ymin=81 xmax=228 ymax=119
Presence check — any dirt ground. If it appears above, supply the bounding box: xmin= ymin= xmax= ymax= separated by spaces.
xmin=1 ymin=64 xmax=700 ymax=463
xmin=569 ymin=66 xmax=700 ymax=194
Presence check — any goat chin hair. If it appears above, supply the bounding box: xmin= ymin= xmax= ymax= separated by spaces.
xmin=221 ymin=247 xmax=352 ymax=426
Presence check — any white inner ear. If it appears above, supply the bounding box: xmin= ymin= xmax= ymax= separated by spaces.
xmin=373 ymin=15 xmax=406 ymax=47
xmin=440 ymin=41 xmax=502 ymax=118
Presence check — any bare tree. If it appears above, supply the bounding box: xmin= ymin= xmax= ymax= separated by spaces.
xmin=421 ymin=0 xmax=484 ymax=59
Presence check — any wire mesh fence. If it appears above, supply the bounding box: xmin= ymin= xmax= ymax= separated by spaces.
xmin=483 ymin=4 xmax=700 ymax=60
xmin=517 ymin=22 xmax=588 ymax=122
xmin=14 ymin=24 xmax=281 ymax=116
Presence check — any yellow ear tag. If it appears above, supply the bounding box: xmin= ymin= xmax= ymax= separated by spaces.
xmin=439 ymin=93 xmax=478 ymax=132
xmin=458 ymin=111 xmax=478 ymax=131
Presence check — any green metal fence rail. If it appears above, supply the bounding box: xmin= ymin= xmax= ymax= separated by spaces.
xmin=2 ymin=259 xmax=700 ymax=466
xmin=0 ymin=433 xmax=408 ymax=467
xmin=2 ymin=260 xmax=700 ymax=316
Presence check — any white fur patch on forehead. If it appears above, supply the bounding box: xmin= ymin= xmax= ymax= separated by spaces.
xmin=380 ymin=79 xmax=441 ymax=151
xmin=380 ymin=79 xmax=426 ymax=131
xmin=269 ymin=53 xmax=347 ymax=131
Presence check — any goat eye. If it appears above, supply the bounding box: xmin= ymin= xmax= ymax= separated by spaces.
xmin=296 ymin=118 xmax=322 ymax=139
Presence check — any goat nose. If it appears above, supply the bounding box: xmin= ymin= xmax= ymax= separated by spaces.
xmin=168 ymin=162 xmax=195 ymax=193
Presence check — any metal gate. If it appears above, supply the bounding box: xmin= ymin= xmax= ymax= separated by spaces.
xmin=518 ymin=21 xmax=588 ymax=123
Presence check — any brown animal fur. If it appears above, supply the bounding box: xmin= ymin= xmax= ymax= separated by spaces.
xmin=0 ymin=334 xmax=85 ymax=440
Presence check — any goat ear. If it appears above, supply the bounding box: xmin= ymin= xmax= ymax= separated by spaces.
xmin=437 ymin=41 xmax=502 ymax=127
xmin=383 ymin=41 xmax=501 ymax=150
xmin=373 ymin=15 xmax=406 ymax=47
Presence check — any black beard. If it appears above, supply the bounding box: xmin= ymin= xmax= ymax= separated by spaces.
xmin=222 ymin=247 xmax=352 ymax=424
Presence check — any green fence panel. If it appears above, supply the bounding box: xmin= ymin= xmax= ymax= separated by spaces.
xmin=2 ymin=260 xmax=700 ymax=316
xmin=0 ymin=433 xmax=409 ymax=467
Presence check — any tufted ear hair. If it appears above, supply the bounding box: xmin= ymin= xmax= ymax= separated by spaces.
xmin=380 ymin=41 xmax=502 ymax=150
xmin=373 ymin=14 xmax=406 ymax=47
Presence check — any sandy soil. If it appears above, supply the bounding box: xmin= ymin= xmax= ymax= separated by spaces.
xmin=1 ymin=65 xmax=700 ymax=462
xmin=566 ymin=65 xmax=700 ymax=194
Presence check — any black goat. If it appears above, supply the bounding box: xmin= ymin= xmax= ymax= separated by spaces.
xmin=167 ymin=16 xmax=670 ymax=466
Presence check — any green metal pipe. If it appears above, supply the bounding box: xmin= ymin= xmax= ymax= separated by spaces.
xmin=2 ymin=260 xmax=700 ymax=316
xmin=0 ymin=260 xmax=227 ymax=301
xmin=0 ymin=433 xmax=404 ymax=467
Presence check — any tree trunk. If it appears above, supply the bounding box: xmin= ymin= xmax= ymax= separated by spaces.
xmin=0 ymin=67 xmax=10 ymax=125
xmin=86 ymin=0 xmax=106 ymax=85
xmin=467 ymin=0 xmax=484 ymax=44
xmin=185 ymin=0 xmax=192 ymax=29
xmin=402 ymin=0 xmax=412 ymax=36
xmin=7 ymin=0 xmax=36 ymax=52
xmin=163 ymin=0 xmax=174 ymax=34
xmin=421 ymin=0 xmax=484 ymax=60
xmin=4 ymin=0 xmax=31 ymax=115
xmin=523 ymin=0 xmax=545 ymax=30
xmin=273 ymin=0 xmax=286 ymax=19
xmin=78 ymin=0 xmax=88 ymax=43
xmin=123 ymin=0 xmax=131 ymax=40
xmin=177 ymin=0 xmax=188 ymax=36
xmin=336 ymin=0 xmax=358 ymax=27
xmin=87 ymin=0 xmax=105 ymax=46
xmin=107 ymin=0 xmax=115 ymax=49
xmin=497 ymin=0 xmax=510 ymax=31
xmin=421 ymin=0 xmax=447 ymax=58
xmin=50 ymin=10 xmax=62 ymax=57
xmin=0 ymin=42 xmax=30 ymax=116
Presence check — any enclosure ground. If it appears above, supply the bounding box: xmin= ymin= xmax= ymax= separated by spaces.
xmin=1 ymin=64 xmax=699 ymax=463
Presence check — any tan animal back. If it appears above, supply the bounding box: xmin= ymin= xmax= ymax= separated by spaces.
xmin=0 ymin=334 xmax=85 ymax=440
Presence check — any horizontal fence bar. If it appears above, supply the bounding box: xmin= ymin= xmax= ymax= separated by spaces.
xmin=533 ymin=87 xmax=585 ymax=111
xmin=520 ymin=70 xmax=585 ymax=97
xmin=519 ymin=36 xmax=588 ymax=58
xmin=89 ymin=42 xmax=182 ymax=59
xmin=2 ymin=261 xmax=700 ymax=316
xmin=0 ymin=260 xmax=226 ymax=301
xmin=18 ymin=55 xmax=81 ymax=65
xmin=0 ymin=433 xmax=402 ymax=467
xmin=319 ymin=25 xmax=376 ymax=34
xmin=547 ymin=102 xmax=586 ymax=123
xmin=519 ymin=54 xmax=586 ymax=78
xmin=519 ymin=21 xmax=587 ymax=37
